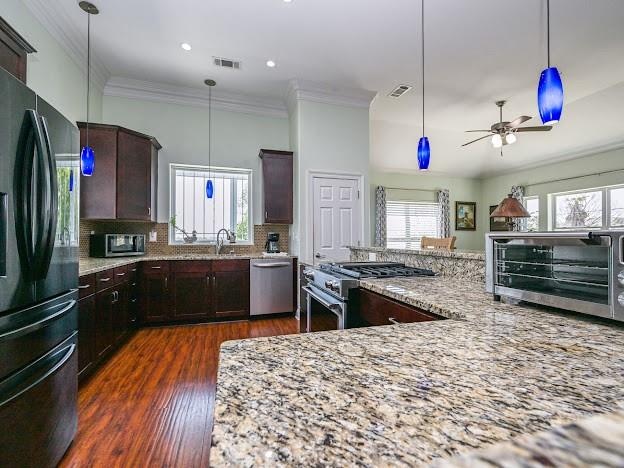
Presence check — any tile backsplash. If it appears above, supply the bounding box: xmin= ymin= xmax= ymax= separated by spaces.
xmin=79 ymin=220 xmax=290 ymax=259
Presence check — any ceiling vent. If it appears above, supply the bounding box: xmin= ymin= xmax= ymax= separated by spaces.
xmin=389 ymin=84 xmax=412 ymax=98
xmin=214 ymin=57 xmax=241 ymax=70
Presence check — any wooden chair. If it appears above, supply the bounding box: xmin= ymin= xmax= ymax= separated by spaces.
xmin=420 ymin=236 xmax=456 ymax=250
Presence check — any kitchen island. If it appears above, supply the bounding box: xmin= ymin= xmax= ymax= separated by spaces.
xmin=210 ymin=277 xmax=624 ymax=466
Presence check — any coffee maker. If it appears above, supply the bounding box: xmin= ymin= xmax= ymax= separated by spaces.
xmin=265 ymin=232 xmax=280 ymax=253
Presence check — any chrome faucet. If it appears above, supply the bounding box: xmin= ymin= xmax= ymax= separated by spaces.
xmin=216 ymin=229 xmax=234 ymax=255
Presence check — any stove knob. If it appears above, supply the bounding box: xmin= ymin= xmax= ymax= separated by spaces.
xmin=618 ymin=271 xmax=624 ymax=286
xmin=303 ymin=270 xmax=315 ymax=281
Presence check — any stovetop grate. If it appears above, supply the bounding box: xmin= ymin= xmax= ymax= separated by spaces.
xmin=325 ymin=262 xmax=436 ymax=279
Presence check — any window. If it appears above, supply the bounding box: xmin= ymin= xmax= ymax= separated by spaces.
xmin=170 ymin=164 xmax=251 ymax=243
xmin=523 ymin=196 xmax=539 ymax=231
xmin=551 ymin=184 xmax=624 ymax=231
xmin=386 ymin=200 xmax=440 ymax=249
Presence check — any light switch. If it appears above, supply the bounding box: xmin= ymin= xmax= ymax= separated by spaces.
xmin=368 ymin=252 xmax=377 ymax=261
xmin=149 ymin=230 xmax=157 ymax=242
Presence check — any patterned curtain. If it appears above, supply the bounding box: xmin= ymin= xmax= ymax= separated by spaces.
xmin=375 ymin=186 xmax=387 ymax=247
xmin=510 ymin=185 xmax=526 ymax=232
xmin=437 ymin=189 xmax=451 ymax=237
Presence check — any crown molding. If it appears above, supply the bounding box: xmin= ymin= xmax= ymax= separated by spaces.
xmin=287 ymin=79 xmax=377 ymax=110
xmin=103 ymin=77 xmax=289 ymax=119
xmin=22 ymin=0 xmax=110 ymax=90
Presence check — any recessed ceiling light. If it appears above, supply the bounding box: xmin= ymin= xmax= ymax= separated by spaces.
xmin=283 ymin=0 xmax=293 ymax=3
xmin=266 ymin=60 xmax=276 ymax=68
xmin=181 ymin=43 xmax=192 ymax=51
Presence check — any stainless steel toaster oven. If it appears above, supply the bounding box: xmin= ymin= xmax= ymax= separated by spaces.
xmin=486 ymin=231 xmax=624 ymax=321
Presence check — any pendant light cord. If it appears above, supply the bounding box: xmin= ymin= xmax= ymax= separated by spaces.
xmin=86 ymin=11 xmax=91 ymax=148
xmin=546 ymin=0 xmax=550 ymax=68
xmin=421 ymin=0 xmax=425 ymax=137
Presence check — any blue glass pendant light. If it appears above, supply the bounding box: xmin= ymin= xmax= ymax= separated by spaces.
xmin=417 ymin=0 xmax=430 ymax=171
xmin=69 ymin=169 xmax=75 ymax=192
xmin=537 ymin=0 xmax=563 ymax=125
xmin=79 ymin=2 xmax=99 ymax=176
xmin=205 ymin=79 xmax=216 ymax=199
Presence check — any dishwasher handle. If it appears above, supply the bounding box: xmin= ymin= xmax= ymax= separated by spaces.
xmin=252 ymin=262 xmax=292 ymax=268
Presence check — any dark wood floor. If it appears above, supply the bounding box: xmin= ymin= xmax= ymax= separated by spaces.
xmin=60 ymin=317 xmax=299 ymax=467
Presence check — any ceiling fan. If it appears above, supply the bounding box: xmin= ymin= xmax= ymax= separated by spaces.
xmin=462 ymin=100 xmax=552 ymax=156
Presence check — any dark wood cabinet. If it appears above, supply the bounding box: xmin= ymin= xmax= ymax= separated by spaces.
xmin=127 ymin=264 xmax=140 ymax=327
xmin=78 ymin=123 xmax=160 ymax=221
xmin=112 ymin=283 xmax=128 ymax=344
xmin=170 ymin=261 xmax=211 ymax=320
xmin=259 ymin=149 xmax=293 ymax=224
xmin=212 ymin=260 xmax=250 ymax=319
xmin=95 ymin=288 xmax=115 ymax=359
xmin=77 ymin=295 xmax=96 ymax=378
xmin=140 ymin=261 xmax=170 ymax=323
xmin=0 ymin=17 xmax=35 ymax=84
xmin=352 ymin=288 xmax=442 ymax=328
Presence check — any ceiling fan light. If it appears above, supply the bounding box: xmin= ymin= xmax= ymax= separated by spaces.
xmin=491 ymin=134 xmax=503 ymax=148
xmin=505 ymin=133 xmax=517 ymax=145
xmin=417 ymin=136 xmax=430 ymax=171
xmin=538 ymin=66 xmax=563 ymax=125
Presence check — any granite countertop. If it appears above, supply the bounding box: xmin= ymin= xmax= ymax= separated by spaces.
xmin=79 ymin=253 xmax=296 ymax=276
xmin=210 ymin=276 xmax=624 ymax=466
xmin=350 ymin=246 xmax=486 ymax=261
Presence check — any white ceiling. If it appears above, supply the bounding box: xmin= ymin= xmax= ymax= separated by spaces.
xmin=29 ymin=0 xmax=624 ymax=177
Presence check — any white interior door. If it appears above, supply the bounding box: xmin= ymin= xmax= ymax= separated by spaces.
xmin=312 ymin=176 xmax=361 ymax=263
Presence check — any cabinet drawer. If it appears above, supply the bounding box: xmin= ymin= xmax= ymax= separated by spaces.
xmin=127 ymin=263 xmax=138 ymax=281
xmin=95 ymin=269 xmax=114 ymax=292
xmin=113 ymin=265 xmax=129 ymax=284
xmin=141 ymin=261 xmax=169 ymax=273
xmin=170 ymin=260 xmax=211 ymax=273
xmin=356 ymin=289 xmax=439 ymax=327
xmin=78 ymin=274 xmax=95 ymax=299
xmin=213 ymin=259 xmax=249 ymax=272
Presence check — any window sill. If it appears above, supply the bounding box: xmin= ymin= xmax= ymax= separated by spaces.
xmin=167 ymin=241 xmax=254 ymax=247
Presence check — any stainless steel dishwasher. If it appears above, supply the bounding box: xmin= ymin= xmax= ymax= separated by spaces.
xmin=250 ymin=258 xmax=294 ymax=316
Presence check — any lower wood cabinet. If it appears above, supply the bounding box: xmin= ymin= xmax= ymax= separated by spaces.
xmin=78 ymin=263 xmax=135 ymax=383
xmin=212 ymin=260 xmax=250 ymax=319
xmin=77 ymin=295 xmax=96 ymax=379
xmin=352 ymin=288 xmax=442 ymax=328
xmin=140 ymin=261 xmax=170 ymax=323
xmin=140 ymin=259 xmax=250 ymax=324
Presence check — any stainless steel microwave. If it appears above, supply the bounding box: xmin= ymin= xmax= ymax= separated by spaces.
xmin=89 ymin=234 xmax=146 ymax=258
xmin=486 ymin=231 xmax=624 ymax=321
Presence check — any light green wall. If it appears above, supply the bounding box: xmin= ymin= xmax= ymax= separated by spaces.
xmin=479 ymin=146 xmax=624 ymax=241
xmin=371 ymin=171 xmax=483 ymax=250
xmin=102 ymin=95 xmax=290 ymax=225
xmin=1 ymin=0 xmax=103 ymax=123
xmin=294 ymin=100 xmax=371 ymax=261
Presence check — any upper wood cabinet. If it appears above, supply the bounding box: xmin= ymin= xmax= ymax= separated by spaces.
xmin=78 ymin=122 xmax=161 ymax=221
xmin=0 ymin=17 xmax=35 ymax=84
xmin=259 ymin=149 xmax=293 ymax=224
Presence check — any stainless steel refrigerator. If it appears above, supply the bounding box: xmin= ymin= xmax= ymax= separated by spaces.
xmin=0 ymin=67 xmax=80 ymax=467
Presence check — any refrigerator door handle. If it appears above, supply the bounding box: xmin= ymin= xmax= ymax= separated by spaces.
xmin=36 ymin=115 xmax=58 ymax=280
xmin=0 ymin=341 xmax=76 ymax=407
xmin=0 ymin=299 xmax=76 ymax=341
xmin=15 ymin=110 xmax=46 ymax=280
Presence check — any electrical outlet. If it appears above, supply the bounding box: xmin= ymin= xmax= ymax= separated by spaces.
xmin=368 ymin=252 xmax=377 ymax=261
xmin=149 ymin=230 xmax=157 ymax=242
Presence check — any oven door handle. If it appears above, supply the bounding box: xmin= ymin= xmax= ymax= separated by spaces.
xmin=302 ymin=286 xmax=342 ymax=312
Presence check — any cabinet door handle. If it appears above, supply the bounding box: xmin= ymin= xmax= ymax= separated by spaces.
xmin=99 ymin=277 xmax=111 ymax=283
xmin=213 ymin=275 xmax=216 ymax=289
xmin=78 ymin=284 xmax=91 ymax=289
xmin=164 ymin=276 xmax=168 ymax=290
xmin=148 ymin=207 xmax=151 ymax=216
xmin=388 ymin=317 xmax=401 ymax=325
xmin=265 ymin=211 xmax=268 ymax=220
xmin=116 ymin=272 xmax=126 ymax=277
xmin=151 ymin=266 xmax=161 ymax=270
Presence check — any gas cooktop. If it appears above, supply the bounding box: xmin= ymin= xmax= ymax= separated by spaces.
xmin=321 ymin=262 xmax=436 ymax=279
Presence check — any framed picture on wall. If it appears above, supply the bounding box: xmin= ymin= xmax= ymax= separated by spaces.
xmin=455 ymin=201 xmax=476 ymax=231
xmin=489 ymin=205 xmax=509 ymax=231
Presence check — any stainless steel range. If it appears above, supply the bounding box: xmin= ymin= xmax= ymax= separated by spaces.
xmin=302 ymin=262 xmax=436 ymax=331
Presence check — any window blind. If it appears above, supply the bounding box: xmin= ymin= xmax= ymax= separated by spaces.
xmin=386 ymin=200 xmax=440 ymax=249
